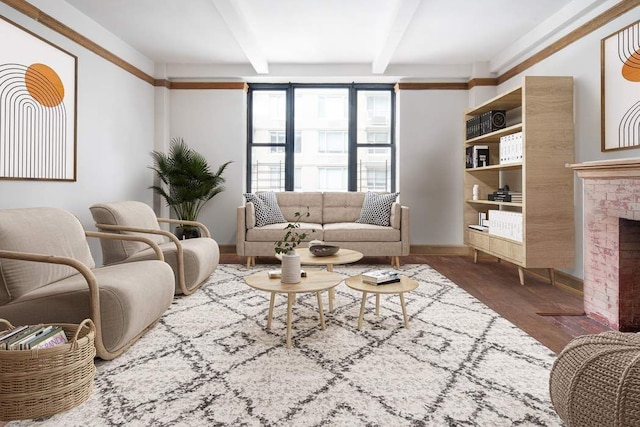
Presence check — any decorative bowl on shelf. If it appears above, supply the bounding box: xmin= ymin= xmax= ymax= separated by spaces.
xmin=309 ymin=245 xmax=340 ymax=257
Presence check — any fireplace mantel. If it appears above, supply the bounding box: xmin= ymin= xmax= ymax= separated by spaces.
xmin=568 ymin=158 xmax=640 ymax=178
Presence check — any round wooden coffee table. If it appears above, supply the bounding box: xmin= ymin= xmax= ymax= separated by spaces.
xmin=345 ymin=275 xmax=419 ymax=330
xmin=245 ymin=270 xmax=343 ymax=349
xmin=276 ymin=248 xmax=363 ymax=311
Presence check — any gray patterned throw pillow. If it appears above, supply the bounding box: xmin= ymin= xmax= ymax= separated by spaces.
xmin=243 ymin=192 xmax=286 ymax=227
xmin=355 ymin=192 xmax=399 ymax=226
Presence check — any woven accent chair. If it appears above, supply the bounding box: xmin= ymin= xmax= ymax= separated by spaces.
xmin=550 ymin=331 xmax=640 ymax=426
xmin=0 ymin=207 xmax=175 ymax=360
xmin=90 ymin=201 xmax=220 ymax=296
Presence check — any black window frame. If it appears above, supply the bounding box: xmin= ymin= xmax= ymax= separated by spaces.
xmin=247 ymin=83 xmax=396 ymax=192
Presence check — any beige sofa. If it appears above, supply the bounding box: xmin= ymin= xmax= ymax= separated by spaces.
xmin=237 ymin=192 xmax=409 ymax=267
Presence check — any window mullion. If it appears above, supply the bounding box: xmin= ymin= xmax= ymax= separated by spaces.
xmin=285 ymin=85 xmax=295 ymax=191
xmin=348 ymin=85 xmax=357 ymax=191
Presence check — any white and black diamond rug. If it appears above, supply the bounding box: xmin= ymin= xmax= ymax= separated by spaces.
xmin=12 ymin=264 xmax=563 ymax=426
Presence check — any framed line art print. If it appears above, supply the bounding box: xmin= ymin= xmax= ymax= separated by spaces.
xmin=601 ymin=19 xmax=640 ymax=152
xmin=0 ymin=16 xmax=77 ymax=180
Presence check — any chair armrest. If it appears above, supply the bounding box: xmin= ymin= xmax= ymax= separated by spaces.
xmin=85 ymin=230 xmax=164 ymax=261
xmin=95 ymin=223 xmax=189 ymax=294
xmin=157 ymin=218 xmax=211 ymax=238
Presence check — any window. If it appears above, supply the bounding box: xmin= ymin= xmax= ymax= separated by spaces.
xmin=318 ymin=131 xmax=348 ymax=153
xmin=363 ymin=165 xmax=388 ymax=191
xmin=365 ymin=92 xmax=390 ymax=126
xmin=318 ymin=167 xmax=347 ymax=191
xmin=270 ymin=131 xmax=301 ymax=154
xmin=247 ymin=84 xmax=395 ymax=192
xmin=318 ymin=94 xmax=347 ymax=119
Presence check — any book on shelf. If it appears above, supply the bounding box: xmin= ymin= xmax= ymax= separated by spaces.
xmin=465 ymin=145 xmax=490 ymax=168
xmin=468 ymin=224 xmax=489 ymax=232
xmin=499 ymin=132 xmax=523 ymax=165
xmin=488 ymin=210 xmax=523 ymax=242
xmin=362 ymin=269 xmax=400 ymax=285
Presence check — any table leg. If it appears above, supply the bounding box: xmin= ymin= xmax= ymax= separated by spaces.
xmin=266 ymin=292 xmax=275 ymax=329
xmin=325 ymin=264 xmax=335 ymax=311
xmin=375 ymin=293 xmax=380 ymax=316
xmin=357 ymin=291 xmax=368 ymax=330
xmin=399 ymin=292 xmax=409 ymax=328
xmin=316 ymin=291 xmax=326 ymax=330
xmin=286 ymin=293 xmax=294 ymax=349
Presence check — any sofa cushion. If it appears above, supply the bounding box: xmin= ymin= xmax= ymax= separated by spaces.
xmin=323 ymin=222 xmax=400 ymax=242
xmin=322 ymin=192 xmax=365 ymax=224
xmin=276 ymin=192 xmax=323 ymax=223
xmin=356 ymin=192 xmax=399 ymax=226
xmin=246 ymin=222 xmax=322 ymax=243
xmin=244 ymin=192 xmax=286 ymax=227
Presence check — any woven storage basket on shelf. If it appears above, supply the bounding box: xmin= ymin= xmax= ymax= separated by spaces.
xmin=0 ymin=318 xmax=96 ymax=421
xmin=549 ymin=331 xmax=640 ymax=427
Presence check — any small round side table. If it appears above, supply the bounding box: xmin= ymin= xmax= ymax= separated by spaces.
xmin=345 ymin=275 xmax=418 ymax=330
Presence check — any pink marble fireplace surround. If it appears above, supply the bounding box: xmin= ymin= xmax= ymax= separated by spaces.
xmin=571 ymin=159 xmax=640 ymax=331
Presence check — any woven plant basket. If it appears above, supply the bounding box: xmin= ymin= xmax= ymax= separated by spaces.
xmin=0 ymin=318 xmax=96 ymax=421
xmin=549 ymin=331 xmax=640 ymax=427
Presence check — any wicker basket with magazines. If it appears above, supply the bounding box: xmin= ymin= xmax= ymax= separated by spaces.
xmin=0 ymin=318 xmax=96 ymax=421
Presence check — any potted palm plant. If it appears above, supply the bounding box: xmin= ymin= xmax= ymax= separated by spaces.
xmin=150 ymin=137 xmax=232 ymax=239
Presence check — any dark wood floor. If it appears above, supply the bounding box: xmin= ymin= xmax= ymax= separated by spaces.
xmin=220 ymin=253 xmax=610 ymax=354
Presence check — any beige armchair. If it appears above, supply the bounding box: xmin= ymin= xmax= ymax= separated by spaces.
xmin=89 ymin=201 xmax=220 ymax=296
xmin=0 ymin=207 xmax=175 ymax=360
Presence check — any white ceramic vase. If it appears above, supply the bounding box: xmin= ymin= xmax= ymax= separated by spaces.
xmin=280 ymin=252 xmax=301 ymax=284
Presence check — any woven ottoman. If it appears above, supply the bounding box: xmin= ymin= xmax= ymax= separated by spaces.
xmin=549 ymin=331 xmax=640 ymax=426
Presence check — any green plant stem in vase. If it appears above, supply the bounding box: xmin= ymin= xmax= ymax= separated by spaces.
xmin=274 ymin=208 xmax=312 ymax=255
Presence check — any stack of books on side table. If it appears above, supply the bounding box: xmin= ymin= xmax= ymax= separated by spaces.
xmin=362 ymin=270 xmax=401 ymax=285
xmin=0 ymin=324 xmax=68 ymax=350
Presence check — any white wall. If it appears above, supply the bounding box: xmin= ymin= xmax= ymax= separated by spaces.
xmin=0 ymin=5 xmax=156 ymax=264
xmin=168 ymin=90 xmax=246 ymax=246
xmin=397 ymin=90 xmax=468 ymax=246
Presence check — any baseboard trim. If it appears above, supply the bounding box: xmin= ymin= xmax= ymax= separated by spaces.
xmin=527 ymin=268 xmax=583 ymax=294
xmin=219 ymin=244 xmax=237 ymax=254
xmin=409 ymin=245 xmax=471 ymax=256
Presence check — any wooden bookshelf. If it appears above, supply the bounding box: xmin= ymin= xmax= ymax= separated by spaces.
xmin=463 ymin=76 xmax=575 ymax=285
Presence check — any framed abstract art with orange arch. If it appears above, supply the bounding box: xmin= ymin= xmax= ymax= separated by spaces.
xmin=0 ymin=16 xmax=77 ymax=180
xmin=601 ymin=19 xmax=640 ymax=152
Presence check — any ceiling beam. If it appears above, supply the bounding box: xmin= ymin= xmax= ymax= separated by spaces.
xmin=372 ymin=0 xmax=422 ymax=74
xmin=209 ymin=0 xmax=269 ymax=74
